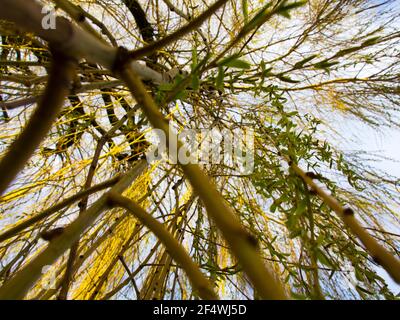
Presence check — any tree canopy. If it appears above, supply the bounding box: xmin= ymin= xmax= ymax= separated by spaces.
xmin=0 ymin=0 xmax=400 ymax=300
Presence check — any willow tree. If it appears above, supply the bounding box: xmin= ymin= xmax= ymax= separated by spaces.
xmin=0 ymin=0 xmax=399 ymax=300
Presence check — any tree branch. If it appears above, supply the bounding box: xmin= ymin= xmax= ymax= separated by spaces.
xmin=0 ymin=49 xmax=77 ymax=195
xmin=0 ymin=160 xmax=147 ymax=299
xmin=117 ymin=65 xmax=288 ymax=299
xmin=108 ymin=192 xmax=218 ymax=300
xmin=0 ymin=175 xmax=121 ymax=243
xmin=291 ymin=162 xmax=400 ymax=284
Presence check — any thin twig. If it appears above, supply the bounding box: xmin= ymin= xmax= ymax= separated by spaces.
xmin=0 ymin=175 xmax=120 ymax=243
xmin=0 ymin=49 xmax=77 ymax=195
xmin=291 ymin=163 xmax=400 ymax=284
xmin=108 ymin=192 xmax=218 ymax=300
xmin=117 ymin=66 xmax=288 ymax=299
xmin=127 ymin=0 xmax=229 ymax=61
xmin=118 ymin=255 xmax=141 ymax=299
xmin=0 ymin=160 xmax=147 ymax=299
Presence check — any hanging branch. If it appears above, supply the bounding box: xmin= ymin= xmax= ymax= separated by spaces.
xmin=0 ymin=175 xmax=120 ymax=243
xmin=0 ymin=160 xmax=147 ymax=299
xmin=127 ymin=0 xmax=229 ymax=61
xmin=108 ymin=192 xmax=218 ymax=300
xmin=87 ymin=225 xmax=142 ymax=300
xmin=118 ymin=255 xmax=141 ymax=299
xmin=0 ymin=48 xmax=77 ymax=195
xmin=290 ymin=162 xmax=400 ymax=284
xmin=58 ymin=105 xmax=139 ymax=299
xmin=116 ymin=64 xmax=288 ymax=300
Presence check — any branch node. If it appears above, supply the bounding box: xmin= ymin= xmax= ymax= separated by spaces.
xmin=40 ymin=227 xmax=65 ymax=242
xmin=343 ymin=207 xmax=354 ymax=216
xmin=112 ymin=46 xmax=131 ymax=75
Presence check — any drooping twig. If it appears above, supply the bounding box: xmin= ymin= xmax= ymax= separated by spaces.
xmin=116 ymin=65 xmax=288 ymax=300
xmin=118 ymin=255 xmax=141 ymax=299
xmin=108 ymin=192 xmax=218 ymax=300
xmin=0 ymin=160 xmax=147 ymax=299
xmin=291 ymin=162 xmax=400 ymax=284
xmin=57 ymin=103 xmax=140 ymax=299
xmin=0 ymin=175 xmax=120 ymax=243
xmin=0 ymin=48 xmax=77 ymax=195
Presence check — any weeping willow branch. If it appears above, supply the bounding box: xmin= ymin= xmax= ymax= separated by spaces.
xmin=0 ymin=49 xmax=77 ymax=195
xmin=100 ymin=240 xmax=162 ymax=300
xmin=291 ymin=163 xmax=400 ymax=284
xmin=0 ymin=80 xmax=124 ymax=111
xmin=118 ymin=255 xmax=141 ymax=299
xmin=54 ymin=0 xmax=118 ymax=47
xmin=58 ymin=104 xmax=140 ymax=300
xmin=117 ymin=65 xmax=288 ymax=300
xmin=0 ymin=160 xmax=147 ymax=299
xmin=107 ymin=192 xmax=218 ymax=300
xmin=0 ymin=0 xmax=165 ymax=83
xmin=0 ymin=175 xmax=121 ymax=243
xmin=127 ymin=0 xmax=229 ymax=61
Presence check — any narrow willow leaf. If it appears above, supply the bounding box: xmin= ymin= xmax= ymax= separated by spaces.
xmin=242 ymin=0 xmax=249 ymax=23
xmin=314 ymin=60 xmax=339 ymax=69
xmin=277 ymin=75 xmax=300 ymax=83
xmin=242 ymin=2 xmax=272 ymax=33
xmin=293 ymin=54 xmax=318 ymax=68
xmin=277 ymin=0 xmax=308 ymax=19
xmin=218 ymin=55 xmax=251 ymax=69
xmin=362 ymin=36 xmax=381 ymax=46
xmin=216 ymin=66 xmax=224 ymax=91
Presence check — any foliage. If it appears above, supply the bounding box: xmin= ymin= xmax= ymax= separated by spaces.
xmin=0 ymin=0 xmax=400 ymax=300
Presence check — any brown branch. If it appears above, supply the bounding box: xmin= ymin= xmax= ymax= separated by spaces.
xmin=116 ymin=65 xmax=288 ymax=299
xmin=127 ymin=0 xmax=229 ymax=61
xmin=118 ymin=255 xmax=141 ymax=299
xmin=0 ymin=49 xmax=77 ymax=195
xmin=0 ymin=160 xmax=147 ymax=299
xmin=291 ymin=163 xmax=400 ymax=284
xmin=108 ymin=192 xmax=218 ymax=300
xmin=0 ymin=175 xmax=120 ymax=243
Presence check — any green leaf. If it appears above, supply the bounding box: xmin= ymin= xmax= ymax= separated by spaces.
xmin=158 ymin=83 xmax=174 ymax=91
xmin=242 ymin=2 xmax=272 ymax=33
xmin=295 ymin=199 xmax=307 ymax=215
xmin=335 ymin=47 xmax=361 ymax=57
xmin=216 ymin=66 xmax=224 ymax=91
xmin=361 ymin=36 xmax=380 ymax=47
xmin=316 ymin=249 xmax=334 ymax=268
xmin=191 ymin=74 xmax=200 ymax=91
xmin=277 ymin=1 xmax=308 ymax=19
xmin=354 ymin=267 xmax=364 ymax=282
xmin=293 ymin=54 xmax=318 ymax=68
xmin=242 ymin=0 xmax=249 ymax=23
xmin=261 ymin=67 xmax=273 ymax=77
xmin=276 ymin=75 xmax=300 ymax=83
xmin=313 ymin=60 xmax=339 ymax=70
xmin=218 ymin=55 xmax=251 ymax=69
xmin=191 ymin=48 xmax=198 ymax=71
xmin=355 ymin=285 xmax=374 ymax=296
